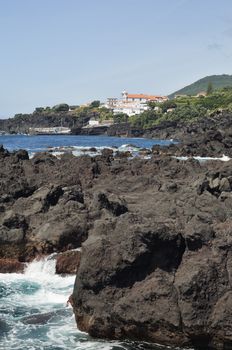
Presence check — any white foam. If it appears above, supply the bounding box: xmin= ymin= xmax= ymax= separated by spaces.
xmin=118 ymin=144 xmax=140 ymax=152
xmin=174 ymin=154 xmax=231 ymax=162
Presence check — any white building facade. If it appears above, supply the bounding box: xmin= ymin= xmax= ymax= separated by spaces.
xmin=104 ymin=91 xmax=168 ymax=117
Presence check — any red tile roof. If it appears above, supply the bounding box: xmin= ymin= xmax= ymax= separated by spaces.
xmin=127 ymin=94 xmax=167 ymax=101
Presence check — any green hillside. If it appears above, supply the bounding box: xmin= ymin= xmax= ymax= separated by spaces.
xmin=169 ymin=74 xmax=232 ymax=98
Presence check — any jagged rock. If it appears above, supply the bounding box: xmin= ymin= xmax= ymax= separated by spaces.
xmin=1 ymin=146 xmax=232 ymax=348
xmin=92 ymin=192 xmax=128 ymax=217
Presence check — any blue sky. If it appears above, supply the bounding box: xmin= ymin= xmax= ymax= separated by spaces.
xmin=0 ymin=0 xmax=232 ymax=118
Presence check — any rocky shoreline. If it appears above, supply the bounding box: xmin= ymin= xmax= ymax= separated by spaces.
xmin=1 ymin=127 xmax=232 ymax=349
xmin=2 ymin=109 xmax=232 ymax=143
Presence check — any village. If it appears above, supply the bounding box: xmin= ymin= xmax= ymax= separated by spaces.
xmin=7 ymin=88 xmax=212 ymax=136
xmin=27 ymin=90 xmax=169 ymax=134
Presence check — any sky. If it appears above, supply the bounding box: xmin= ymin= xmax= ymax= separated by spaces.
xmin=0 ymin=0 xmax=232 ymax=118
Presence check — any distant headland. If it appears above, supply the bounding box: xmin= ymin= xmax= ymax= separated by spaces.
xmin=0 ymin=74 xmax=232 ymax=140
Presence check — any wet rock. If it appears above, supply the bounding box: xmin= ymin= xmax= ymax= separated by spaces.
xmin=0 ymin=258 xmax=24 ymax=273
xmin=55 ymin=250 xmax=81 ymax=274
xmin=0 ymin=319 xmax=11 ymax=337
xmin=21 ymin=309 xmax=70 ymax=325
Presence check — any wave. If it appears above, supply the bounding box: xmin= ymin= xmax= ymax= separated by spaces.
xmin=174 ymin=154 xmax=231 ymax=162
xmin=1 ymin=255 xmax=158 ymax=350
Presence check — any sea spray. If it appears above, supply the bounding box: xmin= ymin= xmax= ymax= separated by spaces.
xmin=0 ymin=255 xmax=162 ymax=350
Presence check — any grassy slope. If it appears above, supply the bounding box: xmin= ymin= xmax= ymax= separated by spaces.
xmin=169 ymin=74 xmax=232 ymax=99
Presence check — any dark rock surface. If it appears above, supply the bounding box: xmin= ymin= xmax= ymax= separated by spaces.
xmin=1 ymin=145 xmax=232 ymax=348
xmin=71 ymin=155 xmax=232 ymax=349
xmin=147 ymin=111 xmax=232 ymax=158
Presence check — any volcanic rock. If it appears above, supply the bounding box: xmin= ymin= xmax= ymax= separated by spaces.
xmin=1 ymin=145 xmax=232 ymax=348
xmin=55 ymin=250 xmax=81 ymax=274
xmin=0 ymin=258 xmax=24 ymax=273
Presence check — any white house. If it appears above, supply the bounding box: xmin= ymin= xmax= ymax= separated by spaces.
xmin=104 ymin=91 xmax=168 ymax=116
xmin=88 ymin=118 xmax=100 ymax=127
xmin=83 ymin=118 xmax=114 ymax=128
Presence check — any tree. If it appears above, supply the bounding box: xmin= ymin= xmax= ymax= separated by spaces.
xmin=53 ymin=103 xmax=69 ymax=112
xmin=160 ymin=100 xmax=177 ymax=113
xmin=90 ymin=100 xmax=100 ymax=108
xmin=34 ymin=107 xmax=44 ymax=113
xmin=113 ymin=113 xmax=128 ymax=124
xmin=207 ymin=82 xmax=213 ymax=95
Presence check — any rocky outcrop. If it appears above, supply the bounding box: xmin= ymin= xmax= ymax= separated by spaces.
xmin=147 ymin=111 xmax=232 ymax=156
xmin=71 ymin=156 xmax=232 ymax=349
xmin=0 ymin=112 xmax=85 ymax=134
xmin=1 ymin=145 xmax=232 ymax=348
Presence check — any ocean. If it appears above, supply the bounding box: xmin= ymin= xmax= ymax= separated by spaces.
xmin=0 ymin=134 xmax=173 ymax=158
xmin=0 ymin=135 xmax=177 ymax=350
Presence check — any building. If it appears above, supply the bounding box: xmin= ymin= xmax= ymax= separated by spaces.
xmin=83 ymin=118 xmax=114 ymax=128
xmin=104 ymin=91 xmax=168 ymax=117
xmin=28 ymin=127 xmax=71 ymax=135
xmin=88 ymin=119 xmax=100 ymax=127
xmin=122 ymin=91 xmax=168 ymax=103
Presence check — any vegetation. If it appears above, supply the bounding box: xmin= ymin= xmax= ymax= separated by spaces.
xmin=127 ymin=86 xmax=232 ymax=129
xmin=53 ymin=103 xmax=69 ymax=112
xmin=90 ymin=100 xmax=100 ymax=108
xmin=206 ymin=81 xmax=213 ymax=95
xmin=30 ymin=101 xmax=113 ymax=125
xmin=113 ymin=113 xmax=128 ymax=124
xmin=10 ymin=81 xmax=232 ymax=132
xmin=168 ymin=74 xmax=232 ymax=99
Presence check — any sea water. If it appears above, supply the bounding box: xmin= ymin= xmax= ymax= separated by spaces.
xmin=0 ymin=256 xmax=166 ymax=350
xmin=0 ymin=134 xmax=173 ymax=157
